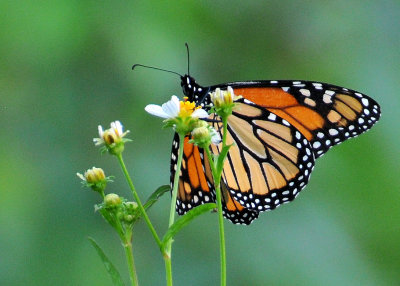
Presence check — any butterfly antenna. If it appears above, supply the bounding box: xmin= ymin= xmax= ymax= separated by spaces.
xmin=131 ymin=64 xmax=182 ymax=77
xmin=185 ymin=43 xmax=190 ymax=75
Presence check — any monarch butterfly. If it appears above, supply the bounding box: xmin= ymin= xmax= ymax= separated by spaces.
xmin=135 ymin=61 xmax=381 ymax=225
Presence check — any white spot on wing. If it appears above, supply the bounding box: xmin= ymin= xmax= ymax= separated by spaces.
xmin=329 ymin=129 xmax=339 ymax=136
xmin=300 ymin=89 xmax=311 ymax=97
xmin=361 ymin=98 xmax=369 ymax=107
xmin=323 ymin=94 xmax=332 ymax=104
xmin=313 ymin=141 xmax=321 ymax=148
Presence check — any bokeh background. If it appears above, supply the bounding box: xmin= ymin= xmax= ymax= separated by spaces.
xmin=1 ymin=1 xmax=399 ymax=285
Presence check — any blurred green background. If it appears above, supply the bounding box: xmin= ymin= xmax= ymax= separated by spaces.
xmin=1 ymin=1 xmax=399 ymax=285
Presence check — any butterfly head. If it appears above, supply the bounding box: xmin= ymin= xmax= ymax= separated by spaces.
xmin=181 ymin=74 xmax=210 ymax=108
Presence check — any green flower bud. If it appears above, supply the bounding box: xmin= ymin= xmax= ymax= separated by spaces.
xmin=104 ymin=193 xmax=122 ymax=208
xmin=191 ymin=122 xmax=221 ymax=148
xmin=192 ymin=126 xmax=211 ymax=148
xmin=77 ymin=167 xmax=109 ymax=197
xmin=125 ymin=201 xmax=139 ymax=212
xmin=123 ymin=214 xmax=135 ymax=223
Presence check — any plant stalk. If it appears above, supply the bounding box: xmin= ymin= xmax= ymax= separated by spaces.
xmin=117 ymin=154 xmax=161 ymax=247
xmin=164 ymin=134 xmax=185 ymax=286
xmin=123 ymin=231 xmax=139 ymax=286
xmin=205 ymin=146 xmax=226 ymax=286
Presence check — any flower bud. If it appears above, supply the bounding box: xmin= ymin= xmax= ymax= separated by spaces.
xmin=209 ymin=86 xmax=242 ymax=118
xmin=125 ymin=201 xmax=139 ymax=212
xmin=191 ymin=123 xmax=221 ymax=148
xmin=123 ymin=214 xmax=135 ymax=223
xmin=85 ymin=167 xmax=106 ymax=183
xmin=192 ymin=126 xmax=211 ymax=147
xmin=104 ymin=193 xmax=122 ymax=208
xmin=77 ymin=167 xmax=109 ymax=196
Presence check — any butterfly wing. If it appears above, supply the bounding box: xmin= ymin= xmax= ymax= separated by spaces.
xmin=170 ymin=133 xmax=215 ymax=215
xmin=220 ymin=179 xmax=259 ymax=225
xmin=171 ymin=76 xmax=381 ymax=224
xmin=171 ymin=133 xmax=259 ymax=224
xmin=209 ymin=99 xmax=315 ymax=212
xmin=212 ymin=80 xmax=380 ymax=158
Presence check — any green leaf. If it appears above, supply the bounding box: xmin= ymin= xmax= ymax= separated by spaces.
xmin=161 ymin=203 xmax=216 ymax=251
xmin=129 ymin=185 xmax=170 ymax=224
xmin=88 ymin=237 xmax=126 ymax=286
xmin=143 ymin=185 xmax=170 ymax=210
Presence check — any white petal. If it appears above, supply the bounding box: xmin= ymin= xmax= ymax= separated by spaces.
xmin=213 ymin=88 xmax=220 ymax=100
xmin=171 ymin=95 xmax=180 ymax=105
xmin=161 ymin=103 xmax=175 ymax=117
xmin=162 ymin=95 xmax=180 ymax=118
xmin=93 ymin=138 xmax=104 ymax=146
xmin=98 ymin=125 xmax=104 ymax=137
xmin=110 ymin=122 xmax=117 ymax=133
xmin=112 ymin=121 xmax=123 ymax=135
xmin=76 ymin=173 xmax=86 ymax=181
xmin=192 ymin=108 xmax=209 ymax=118
xmin=145 ymin=104 xmax=171 ymax=118
xmin=227 ymin=86 xmax=234 ymax=100
xmin=121 ymin=130 xmax=130 ymax=137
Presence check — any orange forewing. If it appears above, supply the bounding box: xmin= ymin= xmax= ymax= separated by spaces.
xmin=234 ymin=87 xmax=325 ymax=141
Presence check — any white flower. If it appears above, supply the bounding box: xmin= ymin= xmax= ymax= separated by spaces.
xmin=93 ymin=120 xmax=129 ymax=146
xmin=145 ymin=95 xmax=208 ymax=119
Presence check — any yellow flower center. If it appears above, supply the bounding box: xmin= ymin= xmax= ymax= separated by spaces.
xmin=179 ymin=100 xmax=199 ymax=118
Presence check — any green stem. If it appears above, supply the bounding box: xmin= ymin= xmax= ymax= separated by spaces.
xmin=214 ymin=182 xmax=226 ymax=286
xmin=219 ymin=115 xmax=229 ymax=286
xmin=123 ymin=231 xmax=139 ymax=286
xmin=164 ymin=256 xmax=173 ymax=286
xmin=205 ymin=148 xmax=226 ymax=286
xmin=164 ymin=134 xmax=185 ymax=286
xmin=222 ymin=116 xmax=228 ymax=147
xmin=117 ymin=154 xmax=162 ymax=247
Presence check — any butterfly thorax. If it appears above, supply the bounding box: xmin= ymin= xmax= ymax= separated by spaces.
xmin=181 ymin=75 xmax=211 ymax=109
